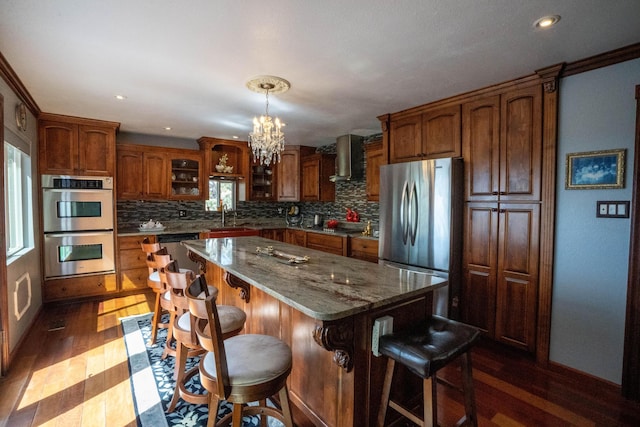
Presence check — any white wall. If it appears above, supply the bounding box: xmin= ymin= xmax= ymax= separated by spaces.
xmin=1 ymin=79 xmax=42 ymax=354
xmin=551 ymin=58 xmax=640 ymax=384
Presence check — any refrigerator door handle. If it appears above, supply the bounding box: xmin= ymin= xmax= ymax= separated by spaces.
xmin=409 ymin=181 xmax=418 ymax=245
xmin=401 ymin=180 xmax=410 ymax=244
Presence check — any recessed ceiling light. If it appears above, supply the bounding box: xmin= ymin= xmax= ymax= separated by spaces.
xmin=232 ymin=135 xmax=239 ymax=139
xmin=164 ymin=127 xmax=172 ymax=131
xmin=534 ymin=15 xmax=560 ymax=29
xmin=115 ymin=94 xmax=127 ymax=100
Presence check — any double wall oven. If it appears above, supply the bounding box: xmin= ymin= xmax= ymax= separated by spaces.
xmin=42 ymin=175 xmax=115 ymax=279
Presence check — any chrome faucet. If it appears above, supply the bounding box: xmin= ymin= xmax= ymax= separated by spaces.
xmin=221 ymin=204 xmax=228 ymax=227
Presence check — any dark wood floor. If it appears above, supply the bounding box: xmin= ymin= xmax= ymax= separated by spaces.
xmin=0 ymin=293 xmax=639 ymax=427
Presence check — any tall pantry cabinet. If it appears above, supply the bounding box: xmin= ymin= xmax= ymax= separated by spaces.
xmin=461 ymin=85 xmax=542 ymax=352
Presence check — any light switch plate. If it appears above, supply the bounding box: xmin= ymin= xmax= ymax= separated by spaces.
xmin=596 ymin=201 xmax=630 ymax=218
xmin=372 ymin=315 xmax=394 ymax=357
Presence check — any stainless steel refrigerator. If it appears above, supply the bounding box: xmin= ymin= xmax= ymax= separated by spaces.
xmin=378 ymin=157 xmax=463 ymax=318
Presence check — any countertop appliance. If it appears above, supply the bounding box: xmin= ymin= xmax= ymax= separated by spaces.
xmin=42 ymin=175 xmax=115 ymax=279
xmin=378 ymin=157 xmax=463 ymax=318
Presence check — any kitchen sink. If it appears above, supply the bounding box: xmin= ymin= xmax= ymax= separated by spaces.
xmin=206 ymin=227 xmax=260 ymax=238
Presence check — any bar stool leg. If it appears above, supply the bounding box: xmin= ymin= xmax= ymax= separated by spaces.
xmin=377 ymin=358 xmax=395 ymax=427
xmin=457 ymin=353 xmax=478 ymax=427
xmin=424 ymin=375 xmax=436 ymax=427
xmin=149 ymin=291 xmax=162 ymax=345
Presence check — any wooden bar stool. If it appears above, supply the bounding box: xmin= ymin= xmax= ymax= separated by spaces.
xmin=164 ymin=267 xmax=247 ymax=413
xmin=377 ymin=315 xmax=481 ymax=427
xmin=142 ymin=243 xmax=170 ymax=345
xmin=186 ymin=275 xmax=294 ymax=427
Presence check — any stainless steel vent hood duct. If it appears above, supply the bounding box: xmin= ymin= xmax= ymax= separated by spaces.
xmin=329 ymin=134 xmax=364 ymax=182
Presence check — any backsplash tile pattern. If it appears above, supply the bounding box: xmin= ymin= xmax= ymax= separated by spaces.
xmin=117 ymin=135 xmax=382 ymax=231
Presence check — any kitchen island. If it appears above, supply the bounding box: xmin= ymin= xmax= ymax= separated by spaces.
xmin=182 ymin=236 xmax=447 ymax=427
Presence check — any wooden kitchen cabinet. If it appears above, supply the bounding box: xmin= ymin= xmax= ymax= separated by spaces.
xmin=364 ymin=140 xmax=384 ymax=201
xmin=169 ymin=152 xmax=203 ymax=200
xmin=301 ymin=153 xmax=336 ymax=202
xmin=461 ymin=201 xmax=540 ymax=352
xmin=39 ymin=113 xmax=119 ymax=176
xmin=249 ymin=162 xmax=277 ymax=201
xmin=389 ymin=104 xmax=461 ymax=163
xmin=117 ymin=234 xmax=154 ymax=291
xmin=306 ymin=231 xmax=348 ymax=256
xmin=461 ymin=85 xmax=543 ymax=353
xmin=277 ymin=145 xmax=315 ymax=202
xmin=462 ymin=86 xmax=542 ymax=202
xmin=349 ymin=237 xmax=379 ymax=263
xmin=116 ymin=146 xmax=168 ymax=200
xmin=261 ymin=228 xmax=286 ymax=242
xmin=44 ymin=274 xmax=118 ymax=302
xmin=285 ymin=229 xmax=307 ymax=247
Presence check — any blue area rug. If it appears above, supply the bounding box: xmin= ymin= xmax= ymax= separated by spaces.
xmin=121 ymin=313 xmax=281 ymax=427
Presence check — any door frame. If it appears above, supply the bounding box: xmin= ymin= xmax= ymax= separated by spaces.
xmin=0 ymin=93 xmax=8 ymax=376
xmin=623 ymin=84 xmax=640 ymax=400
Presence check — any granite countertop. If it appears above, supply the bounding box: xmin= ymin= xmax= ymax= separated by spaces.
xmin=182 ymin=236 xmax=445 ymax=321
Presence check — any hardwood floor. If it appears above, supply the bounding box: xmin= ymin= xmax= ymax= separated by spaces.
xmin=0 ymin=293 xmax=639 ymax=427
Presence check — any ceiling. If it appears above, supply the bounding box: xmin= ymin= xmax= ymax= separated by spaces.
xmin=1 ymin=1 xmax=640 ymax=147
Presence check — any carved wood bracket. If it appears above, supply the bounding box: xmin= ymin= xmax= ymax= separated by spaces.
xmin=187 ymin=250 xmax=207 ymax=274
xmin=313 ymin=319 xmax=354 ymax=372
xmin=223 ymin=272 xmax=251 ymax=302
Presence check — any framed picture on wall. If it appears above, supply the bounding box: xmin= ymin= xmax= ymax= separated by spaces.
xmin=565 ymin=149 xmax=626 ymax=190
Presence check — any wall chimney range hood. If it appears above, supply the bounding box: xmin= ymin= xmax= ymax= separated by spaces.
xmin=329 ymin=134 xmax=364 ymax=182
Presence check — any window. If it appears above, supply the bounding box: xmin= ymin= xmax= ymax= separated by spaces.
xmin=205 ymin=179 xmax=236 ymax=212
xmin=5 ymin=141 xmax=33 ymax=257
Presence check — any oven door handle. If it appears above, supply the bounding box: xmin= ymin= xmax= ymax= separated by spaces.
xmin=45 ymin=231 xmax=114 ymax=238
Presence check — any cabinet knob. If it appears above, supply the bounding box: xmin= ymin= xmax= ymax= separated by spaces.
xmin=97 ymin=281 xmax=103 ymax=287
xmin=491 ymin=208 xmax=498 ymax=212
xmin=492 ymin=191 xmax=499 ymax=195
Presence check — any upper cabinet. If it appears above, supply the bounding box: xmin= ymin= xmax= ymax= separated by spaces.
xmin=116 ymin=144 xmax=202 ymax=200
xmin=364 ymin=139 xmax=384 ymax=201
xmin=277 ymin=145 xmax=315 ymax=202
xmin=249 ymin=162 xmax=277 ymax=201
xmin=462 ymin=86 xmax=542 ymax=202
xmin=198 ymin=137 xmax=249 ymax=200
xmin=170 ymin=153 xmax=202 ymax=199
xmin=389 ymin=104 xmax=460 ymax=163
xmin=39 ymin=113 xmax=119 ymax=176
xmin=301 ymin=153 xmax=336 ymax=202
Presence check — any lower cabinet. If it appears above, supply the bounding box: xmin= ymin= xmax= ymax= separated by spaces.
xmin=44 ymin=273 xmax=117 ymax=302
xmin=260 ymin=228 xmax=286 ymax=242
xmin=118 ymin=234 xmax=154 ymax=291
xmin=306 ymin=231 xmax=348 ymax=256
xmin=461 ymin=202 xmax=540 ymax=352
xmin=285 ymin=229 xmax=307 ymax=247
xmin=349 ymin=237 xmax=379 ymax=263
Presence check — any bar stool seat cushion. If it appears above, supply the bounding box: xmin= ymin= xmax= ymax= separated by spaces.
xmin=201 ymin=334 xmax=292 ymax=386
xmin=379 ymin=315 xmax=481 ymax=379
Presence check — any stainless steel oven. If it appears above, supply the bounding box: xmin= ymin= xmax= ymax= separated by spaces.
xmin=42 ymin=175 xmax=115 ymax=278
xmin=42 ymin=175 xmax=114 ymax=232
xmin=43 ymin=231 xmax=115 ymax=278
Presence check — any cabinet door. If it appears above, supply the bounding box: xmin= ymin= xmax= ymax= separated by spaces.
xmin=116 ymin=150 xmax=144 ymax=199
xmin=389 ymin=114 xmax=422 ymax=163
xmin=422 ymin=105 xmax=461 ymax=158
xmin=285 ymin=229 xmax=306 ymax=247
xmin=495 ymin=203 xmax=540 ymax=352
xmin=499 ymin=86 xmax=542 ymax=201
xmin=461 ymin=202 xmax=498 ymax=335
xmin=169 ymin=153 xmax=203 ymax=200
xmin=79 ymin=125 xmax=115 ymax=176
xmin=278 ymin=148 xmax=301 ymax=201
xmin=39 ymin=120 xmax=79 ymax=175
xmin=462 ymin=96 xmax=501 ymax=201
xmin=144 ymin=152 xmax=168 ymax=199
xmin=364 ymin=141 xmax=383 ymax=201
xmin=301 ymin=157 xmax=320 ymax=201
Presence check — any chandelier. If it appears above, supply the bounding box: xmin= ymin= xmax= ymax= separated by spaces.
xmin=247 ymin=76 xmax=290 ymax=166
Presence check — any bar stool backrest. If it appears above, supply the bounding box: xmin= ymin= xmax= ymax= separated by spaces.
xmin=186 ymin=275 xmax=231 ymax=398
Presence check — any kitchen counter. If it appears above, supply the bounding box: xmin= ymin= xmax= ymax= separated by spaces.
xmin=117 ymin=219 xmax=377 ymax=239
xmin=182 ymin=236 xmax=443 ymax=321
xmin=182 ymin=236 xmax=444 ymax=426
